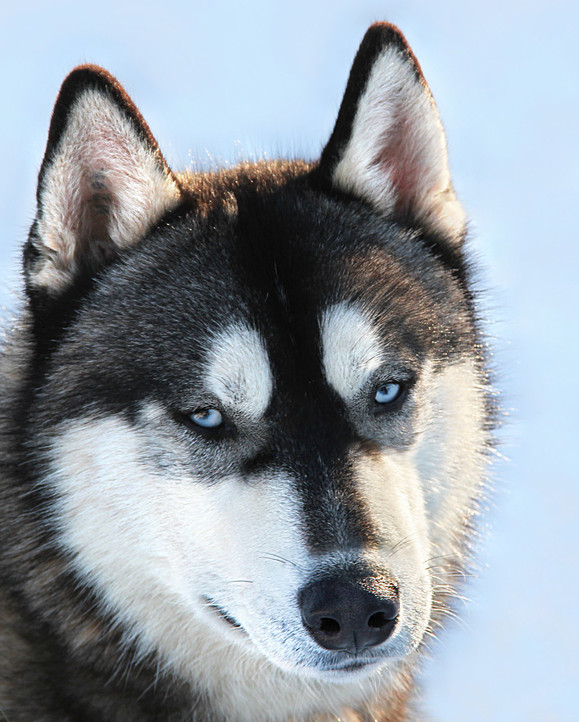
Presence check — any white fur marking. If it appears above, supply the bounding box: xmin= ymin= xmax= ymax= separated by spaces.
xmin=320 ymin=303 xmax=383 ymax=401
xmin=205 ymin=324 xmax=273 ymax=418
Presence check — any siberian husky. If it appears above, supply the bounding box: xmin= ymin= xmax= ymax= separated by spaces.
xmin=0 ymin=23 xmax=491 ymax=721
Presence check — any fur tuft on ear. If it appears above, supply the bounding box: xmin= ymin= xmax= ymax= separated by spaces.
xmin=26 ymin=65 xmax=181 ymax=295
xmin=319 ymin=23 xmax=466 ymax=246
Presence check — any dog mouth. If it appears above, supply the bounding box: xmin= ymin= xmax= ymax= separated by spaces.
xmin=202 ymin=596 xmax=246 ymax=633
xmin=322 ymin=659 xmax=378 ymax=673
xmin=328 ymin=661 xmax=369 ymax=671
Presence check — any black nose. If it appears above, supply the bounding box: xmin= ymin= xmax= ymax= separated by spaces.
xmin=299 ymin=575 xmax=399 ymax=654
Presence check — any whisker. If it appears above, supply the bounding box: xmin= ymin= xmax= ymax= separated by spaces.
xmin=387 ymin=535 xmax=414 ymax=560
xmin=259 ymin=553 xmax=300 ymax=570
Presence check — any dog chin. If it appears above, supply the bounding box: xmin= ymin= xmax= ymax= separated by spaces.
xmin=297 ymin=658 xmax=388 ymax=683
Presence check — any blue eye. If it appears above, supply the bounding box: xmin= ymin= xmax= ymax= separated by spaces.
xmin=190 ymin=408 xmax=223 ymax=429
xmin=375 ymin=382 xmax=404 ymax=405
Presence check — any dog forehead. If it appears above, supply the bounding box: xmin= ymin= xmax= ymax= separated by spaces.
xmin=320 ymin=302 xmax=383 ymax=402
xmin=205 ymin=323 xmax=273 ymax=418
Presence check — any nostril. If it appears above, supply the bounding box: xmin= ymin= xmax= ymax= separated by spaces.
xmin=319 ymin=617 xmax=340 ymax=635
xmin=368 ymin=611 xmax=388 ymax=629
xmin=368 ymin=598 xmax=399 ymax=629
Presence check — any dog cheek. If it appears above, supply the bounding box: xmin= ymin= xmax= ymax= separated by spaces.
xmin=47 ymin=416 xmax=200 ymax=597
xmin=414 ymin=359 xmax=489 ymax=558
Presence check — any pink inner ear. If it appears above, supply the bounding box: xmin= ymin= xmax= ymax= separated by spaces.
xmin=381 ymin=121 xmax=425 ymax=217
xmin=78 ymin=164 xmax=118 ymax=264
xmin=49 ymin=132 xmax=128 ymax=268
xmin=74 ymin=130 xmax=137 ymax=258
xmin=375 ymin=99 xmax=446 ymax=221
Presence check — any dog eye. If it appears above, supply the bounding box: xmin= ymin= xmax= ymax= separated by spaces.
xmin=374 ymin=382 xmax=404 ymax=405
xmin=190 ymin=408 xmax=223 ymax=429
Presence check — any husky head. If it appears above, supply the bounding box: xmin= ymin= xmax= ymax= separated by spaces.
xmin=19 ymin=23 xmax=489 ymax=719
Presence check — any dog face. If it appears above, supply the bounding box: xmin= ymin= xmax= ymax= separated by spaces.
xmin=21 ymin=23 xmax=488 ymax=711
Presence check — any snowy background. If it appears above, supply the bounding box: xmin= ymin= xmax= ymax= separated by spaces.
xmin=1 ymin=2 xmax=577 ymax=720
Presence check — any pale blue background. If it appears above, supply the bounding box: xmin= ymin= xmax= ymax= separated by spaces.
xmin=1 ymin=2 xmax=577 ymax=720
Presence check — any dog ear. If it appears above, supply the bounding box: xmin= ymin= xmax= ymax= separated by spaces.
xmin=25 ymin=65 xmax=181 ymax=296
xmin=318 ymin=23 xmax=465 ymax=246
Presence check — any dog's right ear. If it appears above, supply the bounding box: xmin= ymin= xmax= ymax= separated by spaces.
xmin=25 ymin=65 xmax=181 ymax=298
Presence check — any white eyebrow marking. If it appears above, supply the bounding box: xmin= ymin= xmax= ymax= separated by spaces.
xmin=205 ymin=324 xmax=273 ymax=418
xmin=320 ymin=302 xmax=384 ymax=401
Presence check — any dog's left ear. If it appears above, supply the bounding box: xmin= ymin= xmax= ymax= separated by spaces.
xmin=26 ymin=65 xmax=182 ymax=297
xmin=318 ymin=23 xmax=465 ymax=246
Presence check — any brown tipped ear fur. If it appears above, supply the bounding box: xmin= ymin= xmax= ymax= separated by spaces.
xmin=317 ymin=22 xmax=466 ymax=247
xmin=25 ymin=64 xmax=181 ymax=298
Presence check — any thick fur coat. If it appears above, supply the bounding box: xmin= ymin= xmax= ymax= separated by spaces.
xmin=0 ymin=24 xmax=491 ymax=721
